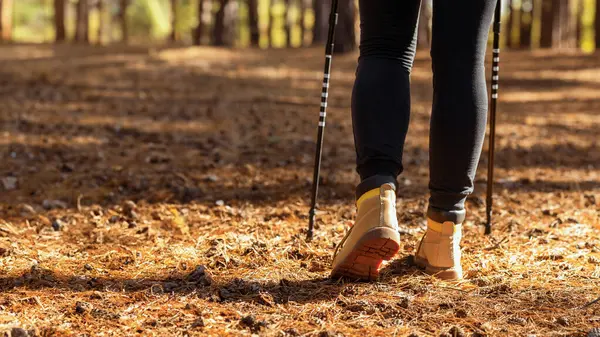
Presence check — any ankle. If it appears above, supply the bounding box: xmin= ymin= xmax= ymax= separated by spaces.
xmin=426 ymin=218 xmax=462 ymax=236
xmin=427 ymin=206 xmax=466 ymax=224
xmin=356 ymin=175 xmax=397 ymax=200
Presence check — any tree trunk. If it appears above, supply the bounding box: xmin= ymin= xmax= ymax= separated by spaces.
xmin=555 ymin=0 xmax=574 ymax=48
xmin=574 ymin=0 xmax=583 ymax=48
xmin=417 ymin=1 xmax=430 ymax=49
xmin=312 ymin=0 xmax=328 ymax=45
xmin=104 ymin=0 xmax=111 ymax=44
xmin=506 ymin=0 xmax=513 ymax=47
xmin=519 ymin=0 xmax=533 ymax=48
xmin=299 ymin=0 xmax=308 ymax=46
xmin=248 ymin=0 xmax=259 ymax=46
xmin=119 ymin=0 xmax=129 ymax=43
xmin=333 ymin=0 xmax=356 ymax=53
xmin=194 ymin=0 xmax=204 ymax=45
xmin=170 ymin=0 xmax=178 ymax=42
xmin=269 ymin=0 xmax=275 ymax=47
xmin=552 ymin=0 xmax=562 ymax=47
xmin=285 ymin=0 xmax=293 ymax=47
xmin=54 ymin=0 xmax=67 ymax=42
xmin=75 ymin=0 xmax=90 ymax=43
xmin=224 ymin=0 xmax=238 ymax=45
xmin=97 ymin=0 xmax=104 ymax=44
xmin=540 ymin=0 xmax=554 ymax=48
xmin=0 ymin=0 xmax=13 ymax=42
xmin=213 ymin=0 xmax=229 ymax=46
xmin=264 ymin=0 xmax=271 ymax=46
xmin=312 ymin=0 xmax=355 ymax=52
xmin=511 ymin=1 xmax=522 ymax=47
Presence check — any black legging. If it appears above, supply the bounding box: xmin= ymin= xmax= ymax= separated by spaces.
xmin=352 ymin=0 xmax=497 ymax=223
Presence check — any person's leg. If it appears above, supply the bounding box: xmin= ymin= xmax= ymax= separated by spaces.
xmin=332 ymin=0 xmax=421 ymax=280
xmin=415 ymin=0 xmax=497 ymax=280
xmin=428 ymin=0 xmax=497 ymax=223
xmin=352 ymin=0 xmax=421 ymax=198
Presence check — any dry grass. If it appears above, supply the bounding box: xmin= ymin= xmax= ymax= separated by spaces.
xmin=0 ymin=45 xmax=599 ymax=336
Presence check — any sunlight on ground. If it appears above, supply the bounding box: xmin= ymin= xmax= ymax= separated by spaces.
xmin=0 ymin=45 xmax=598 ymax=336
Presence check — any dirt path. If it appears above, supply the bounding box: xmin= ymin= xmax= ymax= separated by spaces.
xmin=0 ymin=45 xmax=599 ymax=336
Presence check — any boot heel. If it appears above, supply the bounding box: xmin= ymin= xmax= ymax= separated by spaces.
xmin=331 ymin=227 xmax=400 ymax=281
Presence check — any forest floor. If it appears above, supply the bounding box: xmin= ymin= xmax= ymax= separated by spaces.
xmin=0 ymin=44 xmax=599 ymax=337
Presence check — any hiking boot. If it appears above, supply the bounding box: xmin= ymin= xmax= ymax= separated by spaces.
xmin=414 ymin=218 xmax=463 ymax=280
xmin=331 ymin=183 xmax=401 ymax=280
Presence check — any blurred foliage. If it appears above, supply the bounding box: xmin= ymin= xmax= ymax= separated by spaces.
xmin=581 ymin=0 xmax=596 ymax=52
xmin=128 ymin=0 xmax=170 ymax=40
xmin=13 ymin=0 xmax=53 ymax=42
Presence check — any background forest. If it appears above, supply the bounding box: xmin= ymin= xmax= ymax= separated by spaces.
xmin=0 ymin=0 xmax=599 ymax=52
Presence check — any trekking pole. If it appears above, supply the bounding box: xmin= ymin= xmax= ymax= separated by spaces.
xmin=485 ymin=0 xmax=502 ymax=235
xmin=307 ymin=0 xmax=340 ymax=241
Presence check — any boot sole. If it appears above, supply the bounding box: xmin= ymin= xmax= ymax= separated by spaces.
xmin=331 ymin=227 xmax=400 ymax=281
xmin=413 ymin=256 xmax=462 ymax=280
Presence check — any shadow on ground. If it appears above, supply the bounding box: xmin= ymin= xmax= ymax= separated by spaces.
xmin=1 ymin=45 xmax=599 ymax=218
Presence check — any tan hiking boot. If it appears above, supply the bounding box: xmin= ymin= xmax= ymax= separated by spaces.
xmin=331 ymin=183 xmax=401 ymax=280
xmin=414 ymin=218 xmax=463 ymax=280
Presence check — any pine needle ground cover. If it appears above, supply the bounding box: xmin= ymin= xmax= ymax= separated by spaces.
xmin=0 ymin=45 xmax=599 ymax=336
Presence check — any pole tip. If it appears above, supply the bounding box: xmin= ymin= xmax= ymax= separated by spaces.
xmin=484 ymin=221 xmax=492 ymax=235
xmin=307 ymin=208 xmax=316 ymax=241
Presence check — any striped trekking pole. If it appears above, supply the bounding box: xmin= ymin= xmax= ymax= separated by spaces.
xmin=307 ymin=0 xmax=340 ymax=241
xmin=485 ymin=0 xmax=502 ymax=235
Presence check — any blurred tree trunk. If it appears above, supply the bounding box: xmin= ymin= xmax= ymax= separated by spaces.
xmin=248 ymin=0 xmax=259 ymax=46
xmin=97 ymin=0 xmax=104 ymax=44
xmin=417 ymin=1 xmax=430 ymax=49
xmin=268 ymin=0 xmax=275 ymax=47
xmin=312 ymin=0 xmax=327 ymax=44
xmin=540 ymin=0 xmax=574 ymax=49
xmin=194 ymin=0 xmax=204 ymax=45
xmin=555 ymin=0 xmax=574 ymax=48
xmin=333 ymin=0 xmax=355 ymax=53
xmin=224 ymin=0 xmax=238 ymax=45
xmin=575 ymin=0 xmax=582 ymax=48
xmin=285 ymin=0 xmax=292 ymax=47
xmin=507 ymin=0 xmax=514 ymax=47
xmin=103 ymin=0 xmax=111 ymax=43
xmin=519 ymin=0 xmax=533 ymax=48
xmin=596 ymin=0 xmax=600 ymax=48
xmin=54 ymin=0 xmax=67 ymax=42
xmin=552 ymin=0 xmax=563 ymax=48
xmin=300 ymin=0 xmax=308 ymax=46
xmin=312 ymin=0 xmax=355 ymax=53
xmin=0 ymin=0 xmax=14 ymax=42
xmin=170 ymin=0 xmax=178 ymax=42
xmin=511 ymin=1 xmax=522 ymax=47
xmin=213 ymin=0 xmax=229 ymax=46
xmin=540 ymin=0 xmax=554 ymax=47
xmin=75 ymin=0 xmax=90 ymax=43
xmin=119 ymin=0 xmax=129 ymax=43
xmin=263 ymin=0 xmax=271 ymax=47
